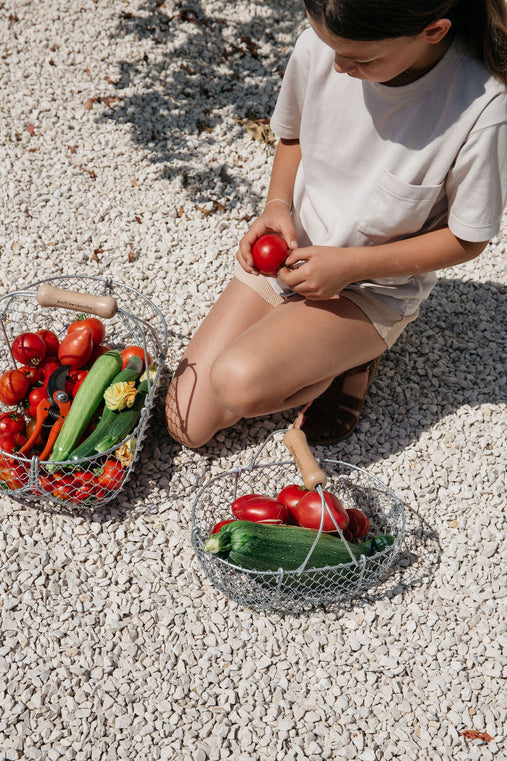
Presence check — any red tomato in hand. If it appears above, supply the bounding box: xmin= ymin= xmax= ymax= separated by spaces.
xmin=58 ymin=327 xmax=93 ymax=369
xmin=231 ymin=494 xmax=289 ymax=524
xmin=0 ymin=412 xmax=26 ymax=436
xmin=121 ymin=346 xmax=152 ymax=371
xmin=11 ymin=332 xmax=47 ymax=366
xmin=294 ymin=490 xmax=349 ymax=532
xmin=36 ymin=329 xmax=59 ymax=356
xmin=67 ymin=316 xmax=106 ymax=346
xmin=346 ymin=508 xmax=370 ymax=539
xmin=251 ymin=234 xmax=289 ymax=276
xmin=0 ymin=369 xmax=30 ymax=406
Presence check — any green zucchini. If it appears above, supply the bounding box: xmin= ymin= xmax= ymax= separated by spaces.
xmin=89 ymin=378 xmax=150 ymax=454
xmin=204 ymin=520 xmax=395 ymax=572
xmin=49 ymin=350 xmax=123 ymax=463
xmin=68 ymin=355 xmax=144 ymax=461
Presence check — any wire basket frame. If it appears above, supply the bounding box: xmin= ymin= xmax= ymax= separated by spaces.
xmin=0 ymin=275 xmax=169 ymax=510
xmin=191 ymin=432 xmax=405 ymax=613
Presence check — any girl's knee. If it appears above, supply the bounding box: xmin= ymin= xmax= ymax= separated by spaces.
xmin=210 ymin=352 xmax=269 ymax=418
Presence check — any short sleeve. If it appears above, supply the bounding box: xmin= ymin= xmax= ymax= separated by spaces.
xmin=447 ymin=114 xmax=507 ymax=242
xmin=270 ymin=29 xmax=313 ymax=140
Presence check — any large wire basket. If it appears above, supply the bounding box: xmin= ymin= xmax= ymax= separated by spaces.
xmin=0 ymin=275 xmax=168 ymax=510
xmin=191 ymin=430 xmax=405 ymax=613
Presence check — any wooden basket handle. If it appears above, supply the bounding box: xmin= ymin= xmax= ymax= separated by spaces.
xmin=37 ymin=283 xmax=117 ymax=318
xmin=283 ymin=428 xmax=328 ymax=490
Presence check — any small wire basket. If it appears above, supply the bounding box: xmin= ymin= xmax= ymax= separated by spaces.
xmin=191 ymin=430 xmax=404 ymax=613
xmin=0 ymin=275 xmax=168 ymax=510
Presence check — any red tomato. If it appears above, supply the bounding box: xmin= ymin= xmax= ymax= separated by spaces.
xmin=293 ymin=490 xmax=349 ymax=532
xmin=97 ymin=459 xmax=125 ymax=491
xmin=0 ymin=411 xmax=26 ymax=436
xmin=18 ymin=365 xmax=43 ymax=387
xmin=27 ymin=386 xmax=48 ymax=418
xmin=67 ymin=316 xmax=106 ymax=346
xmin=231 ymin=494 xmax=289 ymax=524
xmin=0 ymin=461 xmax=28 ymax=490
xmin=36 ymin=329 xmax=59 ymax=356
xmin=276 ymin=484 xmax=307 ymax=521
xmin=346 ymin=508 xmax=370 ymax=539
xmin=58 ymin=327 xmax=93 ymax=369
xmin=251 ymin=234 xmax=289 ymax=276
xmin=121 ymin=345 xmax=152 ymax=371
xmin=25 ymin=417 xmax=44 ymax=448
xmin=210 ymin=519 xmax=236 ymax=534
xmin=69 ymin=369 xmax=88 ymax=398
xmin=0 ymin=432 xmax=28 ymax=454
xmin=87 ymin=344 xmax=111 ymax=367
xmin=0 ymin=369 xmax=30 ymax=406
xmin=11 ymin=332 xmax=47 ymax=366
xmin=51 ymin=474 xmax=75 ymax=501
xmin=38 ymin=357 xmax=61 ymax=379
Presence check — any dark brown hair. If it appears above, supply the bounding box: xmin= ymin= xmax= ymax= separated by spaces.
xmin=303 ymin=0 xmax=507 ymax=83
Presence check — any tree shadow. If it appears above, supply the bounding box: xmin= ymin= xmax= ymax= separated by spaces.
xmin=97 ymin=0 xmax=305 ymax=204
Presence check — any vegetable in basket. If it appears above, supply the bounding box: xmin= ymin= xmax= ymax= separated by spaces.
xmin=48 ymin=350 xmax=123 ymax=463
xmin=68 ymin=355 xmax=144 ymax=460
xmin=231 ymin=494 xmax=288 ymax=524
xmin=204 ymin=520 xmax=395 ymax=573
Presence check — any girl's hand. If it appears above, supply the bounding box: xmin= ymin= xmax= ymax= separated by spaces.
xmin=279 ymin=246 xmax=354 ymax=299
xmin=237 ymin=202 xmax=298 ymax=274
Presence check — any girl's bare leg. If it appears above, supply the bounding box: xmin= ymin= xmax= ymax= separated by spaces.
xmin=166 ymin=277 xmax=387 ymax=448
xmin=165 ymin=278 xmax=273 ymax=448
xmin=209 ymin=295 xmax=387 ymax=418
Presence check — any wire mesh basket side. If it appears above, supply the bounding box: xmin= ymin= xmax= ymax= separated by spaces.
xmin=0 ymin=276 xmax=169 ymax=510
xmin=191 ymin=459 xmax=404 ymax=612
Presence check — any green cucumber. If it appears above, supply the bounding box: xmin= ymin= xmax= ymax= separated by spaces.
xmin=49 ymin=350 xmax=123 ymax=463
xmin=204 ymin=521 xmax=395 ymax=572
xmin=90 ymin=378 xmax=150 ymax=454
xmin=68 ymin=355 xmax=144 ymax=461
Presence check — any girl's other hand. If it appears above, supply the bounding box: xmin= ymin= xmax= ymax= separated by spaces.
xmin=280 ymin=245 xmax=354 ymax=299
xmin=237 ymin=202 xmax=298 ymax=273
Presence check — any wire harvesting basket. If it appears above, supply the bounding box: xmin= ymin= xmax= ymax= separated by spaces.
xmin=0 ymin=275 xmax=168 ymax=510
xmin=191 ymin=430 xmax=405 ymax=613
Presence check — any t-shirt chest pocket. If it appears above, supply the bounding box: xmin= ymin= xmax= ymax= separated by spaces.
xmin=357 ymin=170 xmax=445 ymax=244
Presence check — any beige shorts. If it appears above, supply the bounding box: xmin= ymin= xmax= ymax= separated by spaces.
xmin=233 ymin=263 xmax=419 ymax=349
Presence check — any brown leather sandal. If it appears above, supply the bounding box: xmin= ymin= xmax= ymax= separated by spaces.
xmin=294 ymin=356 xmax=382 ymax=445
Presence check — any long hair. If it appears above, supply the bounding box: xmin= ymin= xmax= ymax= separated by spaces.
xmin=303 ymin=0 xmax=507 ymax=84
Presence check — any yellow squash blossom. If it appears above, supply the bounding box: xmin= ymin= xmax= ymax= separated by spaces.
xmin=104 ymin=380 xmax=137 ymax=411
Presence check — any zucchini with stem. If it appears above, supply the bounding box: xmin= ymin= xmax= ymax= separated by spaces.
xmin=204 ymin=520 xmax=395 ymax=572
xmin=68 ymin=355 xmax=144 ymax=461
xmin=48 ymin=350 xmax=123 ymax=464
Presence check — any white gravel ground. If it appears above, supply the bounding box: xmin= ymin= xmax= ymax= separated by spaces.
xmin=0 ymin=1 xmax=505 ymax=760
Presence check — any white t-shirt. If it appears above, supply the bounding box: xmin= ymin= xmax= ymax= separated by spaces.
xmin=270 ymin=28 xmax=507 ymax=315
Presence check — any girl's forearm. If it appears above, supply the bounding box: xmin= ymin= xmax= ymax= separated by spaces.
xmin=266 ymin=138 xmax=301 ymax=207
xmin=344 ymin=227 xmax=488 ymax=282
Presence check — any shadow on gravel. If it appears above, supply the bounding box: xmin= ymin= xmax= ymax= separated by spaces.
xmin=97 ymin=0 xmax=304 ymax=205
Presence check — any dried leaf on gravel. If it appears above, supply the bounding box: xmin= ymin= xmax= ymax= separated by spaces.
xmin=233 ymin=117 xmax=275 ymax=146
xmin=460 ymin=730 xmax=493 ymax=742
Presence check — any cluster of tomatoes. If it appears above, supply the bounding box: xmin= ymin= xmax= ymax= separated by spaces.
xmin=0 ymin=315 xmax=147 ymax=502
xmin=211 ymin=483 xmax=371 ymax=542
